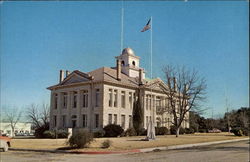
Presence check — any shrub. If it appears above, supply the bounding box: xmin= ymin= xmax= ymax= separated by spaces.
xmin=42 ymin=130 xmax=69 ymax=139
xmin=231 ymin=128 xmax=244 ymax=136
xmin=93 ymin=130 xmax=105 ymax=138
xmin=242 ymin=128 xmax=249 ymax=136
xmin=155 ymin=127 xmax=169 ymax=135
xmin=34 ymin=123 xmax=49 ymax=138
xmin=198 ymin=129 xmax=207 ymax=133
xmin=43 ymin=130 xmax=56 ymax=138
xmin=57 ymin=130 xmax=69 ymax=138
xmin=124 ymin=128 xmax=137 ymax=136
xmin=103 ymin=124 xmax=124 ymax=137
xmin=170 ymin=126 xmax=185 ymax=135
xmin=179 ymin=127 xmax=185 ymax=134
xmin=138 ymin=128 xmax=147 ymax=136
xmin=170 ymin=126 xmax=176 ymax=135
xmin=67 ymin=130 xmax=93 ymax=148
xmin=184 ymin=128 xmax=195 ymax=134
xmin=101 ymin=139 xmax=112 ymax=148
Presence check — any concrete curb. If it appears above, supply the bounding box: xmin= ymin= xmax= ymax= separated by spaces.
xmin=9 ymin=138 xmax=249 ymax=155
xmin=139 ymin=138 xmax=249 ymax=153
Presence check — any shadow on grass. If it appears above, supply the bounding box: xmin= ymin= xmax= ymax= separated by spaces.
xmin=127 ymin=139 xmax=150 ymax=142
xmin=56 ymin=146 xmax=74 ymax=150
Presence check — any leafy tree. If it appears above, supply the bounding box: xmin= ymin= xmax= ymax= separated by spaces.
xmin=132 ymin=90 xmax=143 ymax=135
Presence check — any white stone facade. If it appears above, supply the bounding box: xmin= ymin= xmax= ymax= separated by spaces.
xmin=48 ymin=48 xmax=189 ymax=132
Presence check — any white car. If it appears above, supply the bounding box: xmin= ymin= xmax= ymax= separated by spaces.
xmin=0 ymin=139 xmax=9 ymax=152
xmin=0 ymin=136 xmax=11 ymax=152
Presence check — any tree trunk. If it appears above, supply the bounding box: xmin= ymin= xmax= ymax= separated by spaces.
xmin=176 ymin=127 xmax=180 ymax=137
xmin=11 ymin=126 xmax=15 ymax=137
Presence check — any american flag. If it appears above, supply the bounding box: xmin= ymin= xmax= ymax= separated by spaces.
xmin=141 ymin=19 xmax=151 ymax=32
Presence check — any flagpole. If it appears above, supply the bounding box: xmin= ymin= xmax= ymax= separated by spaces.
xmin=120 ymin=1 xmax=124 ymax=53
xmin=150 ymin=16 xmax=153 ymax=80
xmin=150 ymin=16 xmax=155 ymax=125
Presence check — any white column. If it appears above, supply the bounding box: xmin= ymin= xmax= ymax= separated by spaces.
xmin=67 ymin=91 xmax=72 ymax=127
xmin=153 ymin=95 xmax=156 ymax=124
xmin=76 ymin=90 xmax=81 ymax=128
xmin=57 ymin=92 xmax=63 ymax=128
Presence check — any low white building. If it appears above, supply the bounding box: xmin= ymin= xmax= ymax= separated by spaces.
xmin=0 ymin=122 xmax=32 ymax=137
xmin=47 ymin=48 xmax=189 ymax=132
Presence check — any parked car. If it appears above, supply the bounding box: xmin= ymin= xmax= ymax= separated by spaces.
xmin=0 ymin=136 xmax=11 ymax=152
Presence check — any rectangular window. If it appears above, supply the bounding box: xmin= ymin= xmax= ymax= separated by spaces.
xmin=149 ymin=96 xmax=152 ymax=110
xmin=114 ymin=114 xmax=117 ymax=124
xmin=95 ymin=114 xmax=99 ymax=128
xmin=108 ymin=114 xmax=112 ymax=124
xmin=146 ymin=95 xmax=148 ymax=110
xmin=62 ymin=115 xmax=66 ymax=128
xmin=129 ymin=115 xmax=132 ymax=128
xmin=95 ymin=89 xmax=100 ymax=107
xmin=54 ymin=115 xmax=57 ymax=127
xmin=72 ymin=120 xmax=76 ymax=128
xmin=156 ymin=97 xmax=161 ymax=107
xmin=152 ymin=96 xmax=155 ymax=108
xmin=82 ymin=90 xmax=88 ymax=108
xmin=129 ymin=92 xmax=132 ymax=109
xmin=121 ymin=91 xmax=125 ymax=108
xmin=83 ymin=114 xmax=87 ymax=128
xmin=54 ymin=94 xmax=58 ymax=109
xmin=121 ymin=115 xmax=125 ymax=129
xmin=114 ymin=90 xmax=118 ymax=107
xmin=63 ymin=93 xmax=67 ymax=108
xmin=108 ymin=89 xmax=112 ymax=107
xmin=146 ymin=116 xmax=149 ymax=126
xmin=73 ymin=92 xmax=77 ymax=108
xmin=156 ymin=96 xmax=161 ymax=113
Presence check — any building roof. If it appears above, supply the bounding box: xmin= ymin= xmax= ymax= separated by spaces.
xmin=47 ymin=65 xmax=169 ymax=93
xmin=47 ymin=67 xmax=140 ymax=90
xmin=89 ymin=67 xmax=139 ymax=87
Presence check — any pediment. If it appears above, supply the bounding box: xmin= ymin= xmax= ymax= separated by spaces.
xmin=61 ymin=73 xmax=90 ymax=85
xmin=144 ymin=79 xmax=168 ymax=92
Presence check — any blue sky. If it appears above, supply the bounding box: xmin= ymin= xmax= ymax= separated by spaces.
xmin=0 ymin=1 xmax=249 ymax=118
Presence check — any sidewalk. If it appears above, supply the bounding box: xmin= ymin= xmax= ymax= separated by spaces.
xmin=9 ymin=137 xmax=249 ymax=154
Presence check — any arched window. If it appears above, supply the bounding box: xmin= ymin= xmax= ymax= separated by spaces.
xmin=121 ymin=60 xmax=125 ymax=66
xmin=132 ymin=61 xmax=136 ymax=66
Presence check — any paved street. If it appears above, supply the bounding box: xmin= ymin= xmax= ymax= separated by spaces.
xmin=0 ymin=140 xmax=249 ymax=162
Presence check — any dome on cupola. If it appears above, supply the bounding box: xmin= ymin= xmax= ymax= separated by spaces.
xmin=122 ymin=47 xmax=135 ymax=56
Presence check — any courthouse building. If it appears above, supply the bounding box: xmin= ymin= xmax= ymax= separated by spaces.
xmin=47 ymin=48 xmax=189 ymax=131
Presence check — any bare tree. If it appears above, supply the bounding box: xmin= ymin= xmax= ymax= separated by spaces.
xmin=27 ymin=103 xmax=50 ymax=129
xmin=5 ymin=107 xmax=22 ymax=137
xmin=162 ymin=65 xmax=206 ymax=137
xmin=41 ymin=103 xmax=50 ymax=125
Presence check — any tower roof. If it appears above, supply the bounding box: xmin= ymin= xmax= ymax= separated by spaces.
xmin=122 ymin=47 xmax=135 ymax=56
